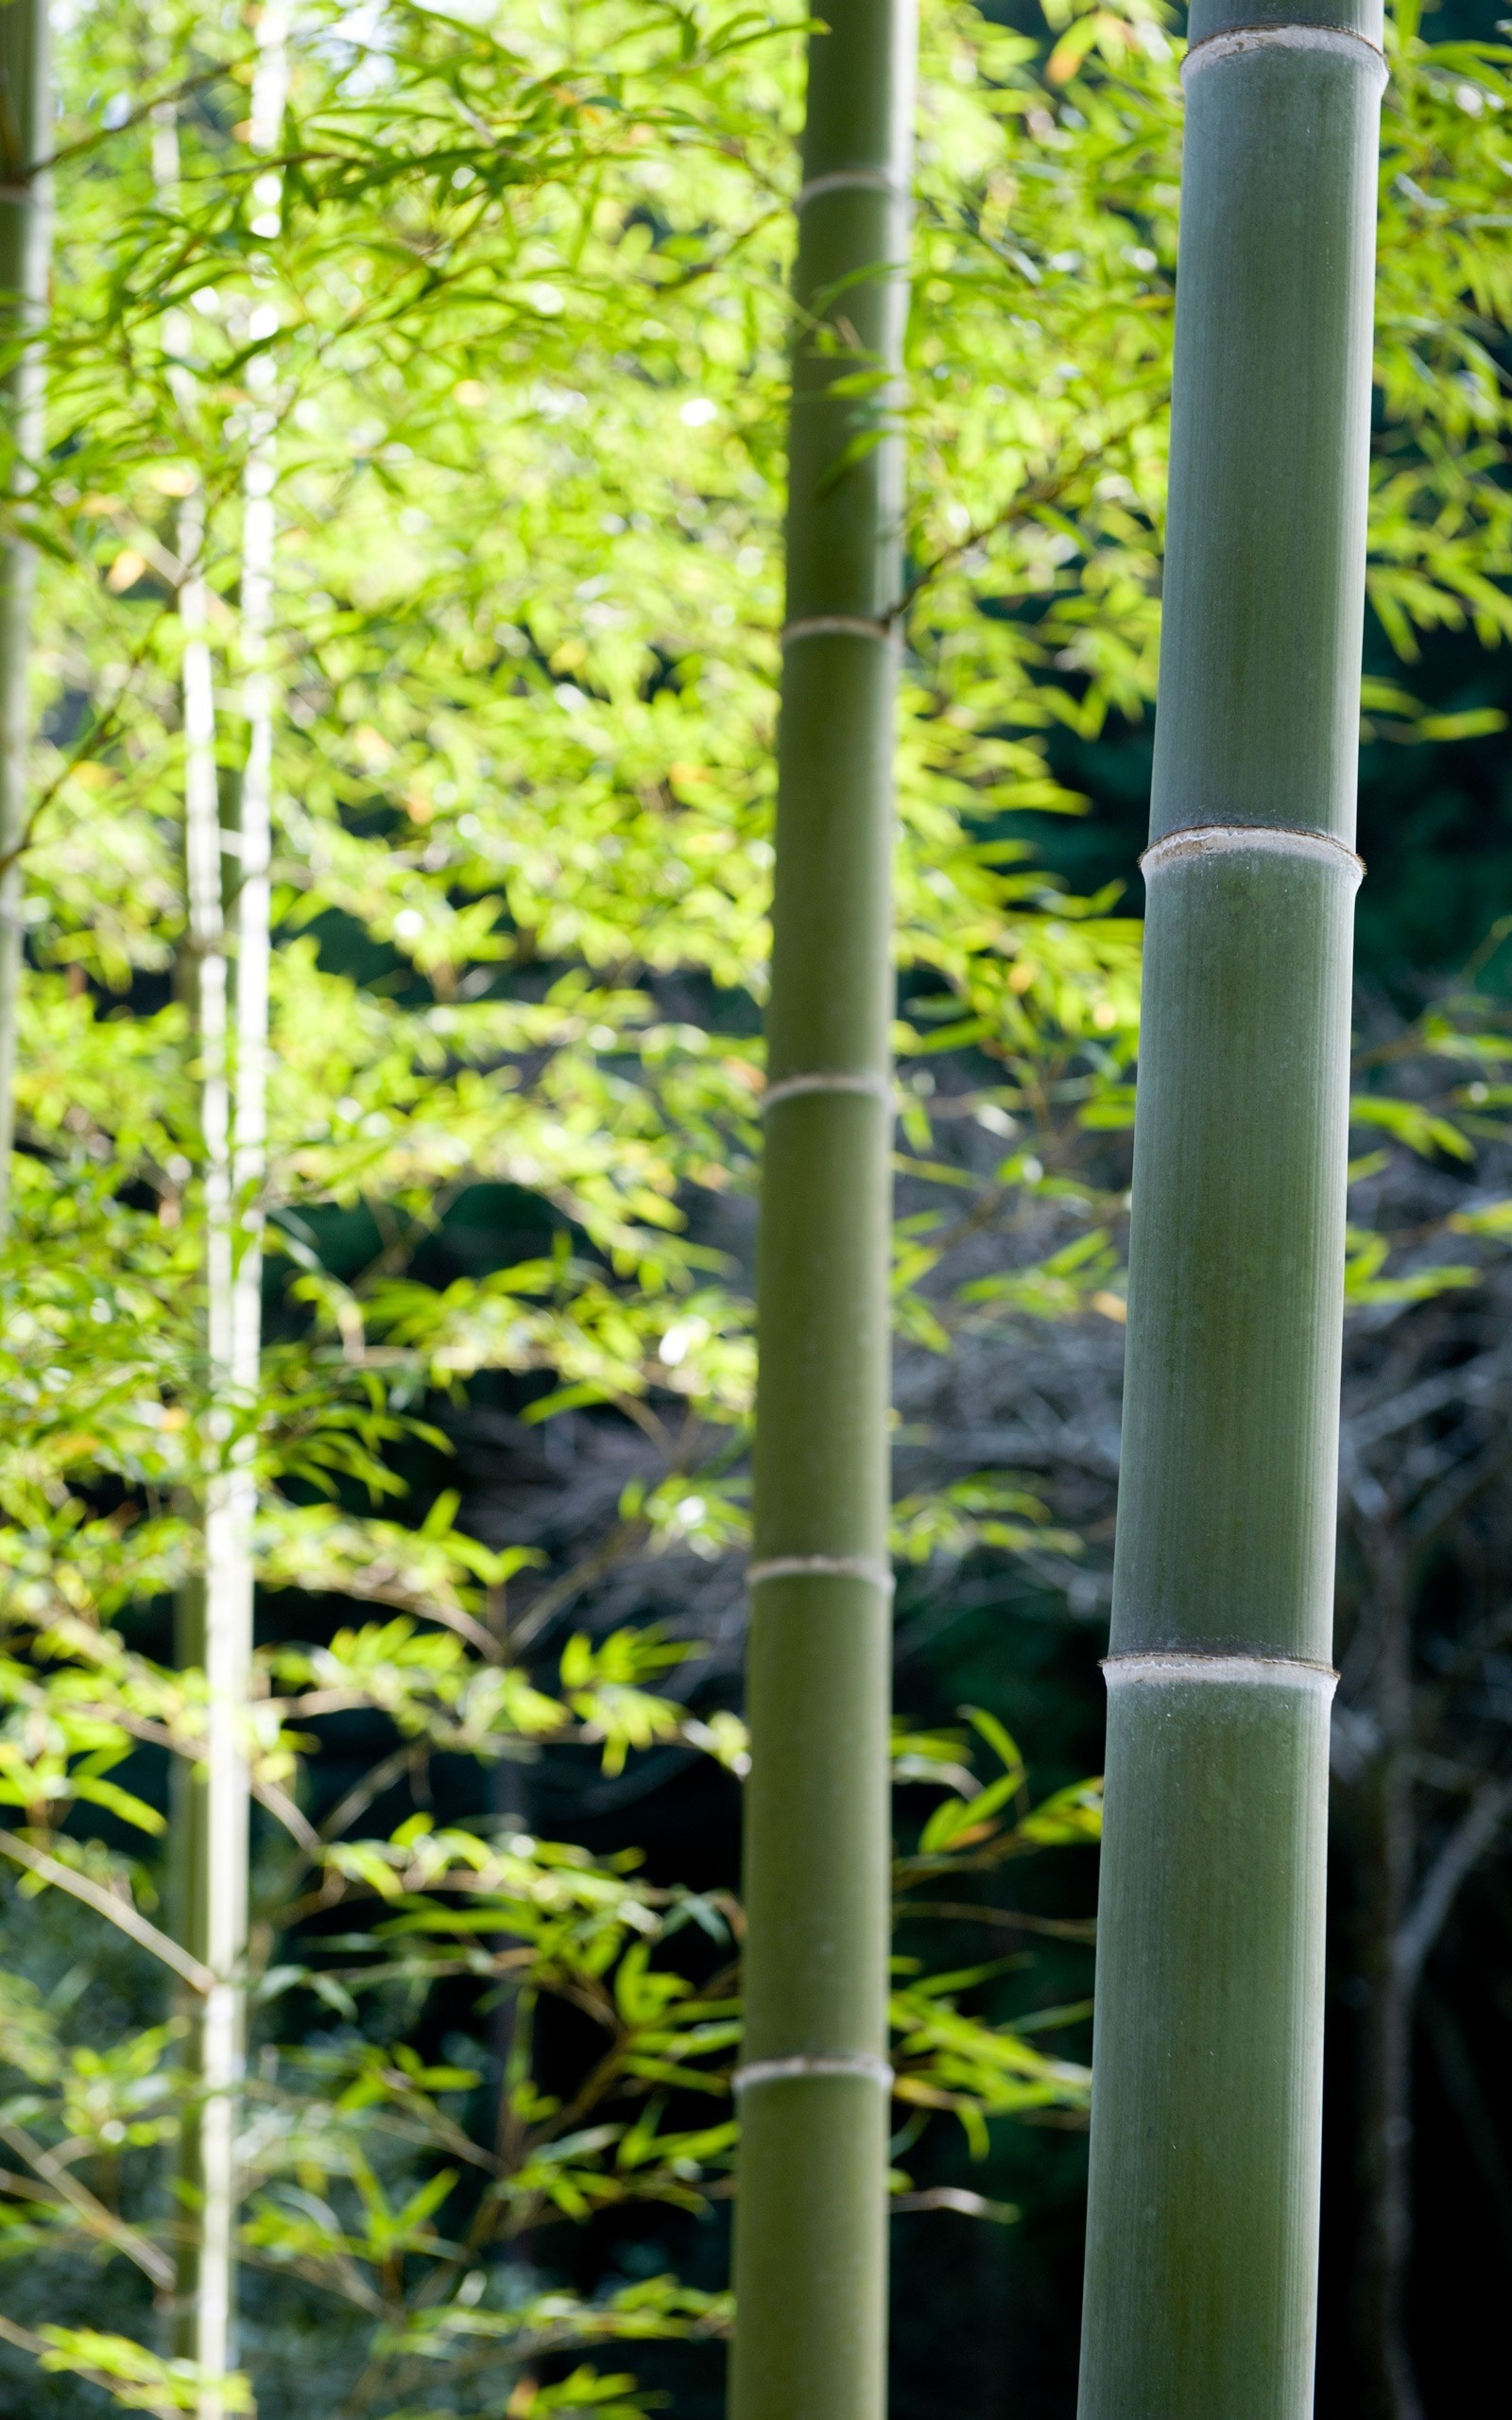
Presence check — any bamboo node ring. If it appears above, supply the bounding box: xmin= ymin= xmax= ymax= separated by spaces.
xmin=733 ymin=2054 xmax=895 ymax=2092
xmin=1181 ymin=24 xmax=1387 ymax=85
xmin=760 ymin=1069 xmax=892 ymax=1114
xmin=1140 ymin=822 xmax=1364 ymax=884
xmin=1103 ymin=1651 xmax=1338 ymax=1694
xmin=748 ymin=1554 xmax=896 ymax=1592
xmin=797 ymin=168 xmax=908 ymax=208
xmin=781 ymin=614 xmax=895 ymax=648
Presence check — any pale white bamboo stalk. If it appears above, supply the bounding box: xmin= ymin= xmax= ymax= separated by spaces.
xmin=234 ymin=0 xmax=289 ymax=1399
xmin=152 ymin=90 xmax=243 ymax=2418
xmin=181 ymin=19 xmax=289 ymax=2403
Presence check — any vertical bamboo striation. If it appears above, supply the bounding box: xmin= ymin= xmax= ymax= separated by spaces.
xmin=1077 ymin=7 xmax=1384 ymax=2418
xmin=0 ymin=0 xmax=51 ymax=1234
xmin=730 ymin=8 xmax=913 ymax=2420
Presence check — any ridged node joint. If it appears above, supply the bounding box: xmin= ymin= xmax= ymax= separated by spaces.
xmin=1182 ymin=22 xmax=1387 ymax=84
xmin=797 ymin=167 xmax=909 ymax=209
xmin=733 ymin=2053 xmax=894 ymax=2092
xmin=747 ymin=1554 xmax=895 ymax=1592
xmin=780 ymin=614 xmax=896 ymax=648
xmin=1103 ymin=1651 xmax=1338 ymax=1694
xmin=1140 ymin=821 xmax=1364 ymax=884
xmin=760 ymin=1070 xmax=893 ymax=1115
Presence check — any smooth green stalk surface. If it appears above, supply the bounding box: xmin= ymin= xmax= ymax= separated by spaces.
xmin=1111 ymin=846 xmax=1358 ymax=1661
xmin=0 ymin=0 xmax=51 ymax=1234
xmin=1086 ymin=1671 xmax=1334 ymax=2418
xmin=1077 ymin=7 xmax=1383 ymax=2418
xmin=1152 ymin=7 xmax=1382 ymax=843
xmin=729 ymin=8 xmax=913 ymax=2420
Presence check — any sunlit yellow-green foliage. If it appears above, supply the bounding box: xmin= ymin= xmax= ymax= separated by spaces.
xmin=14 ymin=0 xmax=1512 ymax=1534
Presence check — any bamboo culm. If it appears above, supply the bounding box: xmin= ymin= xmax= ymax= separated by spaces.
xmin=178 ymin=16 xmax=290 ymax=2408
xmin=0 ymin=0 xmax=52 ymax=1236
xmin=159 ymin=9 xmax=290 ymax=2392
xmin=235 ymin=0 xmax=290 ymax=1426
xmin=1076 ymin=7 xmax=1384 ymax=2418
xmin=729 ymin=9 xmax=914 ymax=2420
xmin=152 ymin=87 xmax=243 ymax=2415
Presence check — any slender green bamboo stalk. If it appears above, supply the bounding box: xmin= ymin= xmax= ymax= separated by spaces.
xmin=729 ymin=9 xmax=913 ymax=2420
xmin=1076 ymin=8 xmax=1384 ymax=2417
xmin=0 ymin=0 xmax=51 ymax=1236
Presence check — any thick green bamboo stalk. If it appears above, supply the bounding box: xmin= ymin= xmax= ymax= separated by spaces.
xmin=1077 ymin=8 xmax=1384 ymax=2418
xmin=0 ymin=0 xmax=51 ymax=1236
xmin=729 ymin=9 xmax=913 ymax=2420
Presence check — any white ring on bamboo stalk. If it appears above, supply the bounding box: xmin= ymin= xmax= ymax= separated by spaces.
xmin=748 ymin=1554 xmax=896 ymax=1591
xmin=733 ymin=2053 xmax=895 ymax=2092
xmin=1140 ymin=821 xmax=1364 ymax=885
xmin=797 ymin=167 xmax=908 ymax=208
xmin=1182 ymin=24 xmax=1387 ymax=85
xmin=781 ymin=614 xmax=896 ymax=647
xmin=1103 ymin=1651 xmax=1338 ymax=1694
xmin=760 ymin=1069 xmax=893 ymax=1114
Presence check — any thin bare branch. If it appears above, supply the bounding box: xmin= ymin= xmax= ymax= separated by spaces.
xmin=0 ymin=1828 xmax=213 ymax=1994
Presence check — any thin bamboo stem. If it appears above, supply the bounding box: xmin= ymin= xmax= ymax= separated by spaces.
xmin=153 ymin=84 xmax=245 ymax=2416
xmin=729 ymin=9 xmax=914 ymax=2420
xmin=0 ymin=0 xmax=51 ymax=1236
xmin=1076 ymin=7 xmax=1385 ymax=2417
xmin=168 ymin=23 xmax=288 ymax=2396
xmin=234 ymin=0 xmax=287 ymax=1408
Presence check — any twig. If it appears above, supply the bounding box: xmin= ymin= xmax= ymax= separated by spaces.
xmin=509 ymin=1517 xmax=644 ymax=1652
xmin=262 ymin=1743 xmax=415 ymax=1915
xmin=885 ymin=472 xmax=1076 ymax=625
xmin=252 ymin=1775 xmax=322 ymax=1856
xmin=31 ymin=61 xmax=258 ymax=181
xmin=0 ymin=2117 xmax=174 ymax=2289
xmin=898 ymin=1898 xmax=1096 ymax=1942
xmin=1395 ymin=1776 xmax=1512 ymax=1989
xmin=0 ymin=1829 xmax=213 ymax=1994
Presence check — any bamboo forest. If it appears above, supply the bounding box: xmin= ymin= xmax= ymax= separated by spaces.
xmin=3 ymin=0 xmax=1512 ymax=2413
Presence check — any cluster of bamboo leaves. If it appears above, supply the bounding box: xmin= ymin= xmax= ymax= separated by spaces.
xmin=5 ymin=0 xmax=1512 ymax=2411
